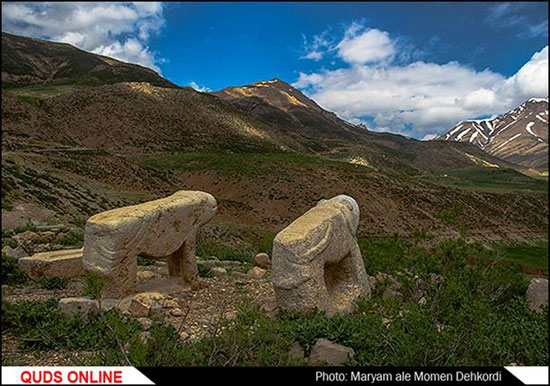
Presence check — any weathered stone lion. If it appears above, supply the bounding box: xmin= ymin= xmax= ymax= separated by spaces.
xmin=272 ymin=195 xmax=370 ymax=315
xmin=83 ymin=191 xmax=217 ymax=298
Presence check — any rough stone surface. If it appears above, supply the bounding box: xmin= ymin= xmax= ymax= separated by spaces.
xmin=2 ymin=245 xmax=28 ymax=259
xmin=18 ymin=249 xmax=84 ymax=280
xmin=137 ymin=317 xmax=153 ymax=330
xmin=128 ymin=292 xmax=166 ymax=317
xmin=309 ymin=338 xmax=355 ymax=365
xmin=211 ymin=267 xmax=228 ymax=277
xmin=58 ymin=297 xmax=99 ymax=321
xmin=82 ymin=190 xmax=217 ymax=298
xmin=247 ymin=266 xmax=266 ymax=279
xmin=288 ymin=342 xmax=305 ymax=360
xmin=272 ymin=195 xmax=370 ymax=315
xmin=254 ymin=253 xmax=271 ymax=269
xmin=526 ymin=278 xmax=548 ymax=312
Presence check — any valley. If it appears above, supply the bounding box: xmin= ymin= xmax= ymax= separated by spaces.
xmin=1 ymin=31 xmax=548 ymax=368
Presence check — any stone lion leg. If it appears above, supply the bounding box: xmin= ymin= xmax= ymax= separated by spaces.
xmin=167 ymin=233 xmax=199 ymax=289
xmin=102 ymin=252 xmax=138 ymax=298
xmin=324 ymin=241 xmax=370 ymax=314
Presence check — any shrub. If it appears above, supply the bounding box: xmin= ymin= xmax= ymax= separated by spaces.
xmin=1 ymin=254 xmax=28 ymax=286
xmin=83 ymin=272 xmax=106 ymax=299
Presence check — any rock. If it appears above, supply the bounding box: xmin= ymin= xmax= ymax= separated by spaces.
xmin=382 ymin=288 xmax=403 ymax=300
xmin=128 ymin=292 xmax=166 ymax=317
xmin=136 ymin=270 xmax=156 ymax=282
xmin=260 ymin=300 xmax=281 ymax=319
xmin=178 ymin=331 xmax=189 ymax=340
xmin=247 ymin=266 xmax=266 ymax=279
xmin=139 ymin=331 xmax=151 ymax=345
xmin=232 ymin=272 xmax=253 ymax=280
xmin=288 ymin=342 xmax=305 ymax=360
xmin=170 ymin=308 xmax=185 ymax=317
xmin=418 ymin=297 xmax=427 ymax=305
xmin=308 ymin=338 xmax=355 ymax=366
xmin=82 ymin=191 xmax=217 ymax=298
xmin=18 ymin=248 xmax=84 ymax=280
xmin=211 ymin=267 xmax=228 ymax=277
xmin=162 ymin=299 xmax=179 ymax=309
xmin=13 ymin=231 xmax=40 ymax=245
xmin=526 ymin=278 xmax=548 ymax=312
xmin=58 ymin=297 xmax=99 ymax=321
xmin=137 ymin=317 xmax=153 ymax=330
xmin=2 ymin=245 xmax=28 ymax=259
xmin=254 ymin=253 xmax=271 ymax=269
xmin=33 ymin=243 xmax=52 ymax=253
xmin=272 ymin=195 xmax=370 ymax=315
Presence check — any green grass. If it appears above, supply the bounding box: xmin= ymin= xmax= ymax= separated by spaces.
xmin=493 ymin=241 xmax=549 ymax=272
xmin=423 ymin=167 xmax=548 ymax=192
xmin=9 ymin=83 xmax=89 ymax=105
xmin=2 ymin=238 xmax=547 ymax=366
xmin=133 ymin=151 xmax=371 ymax=177
xmin=196 ymin=235 xmax=252 ymax=263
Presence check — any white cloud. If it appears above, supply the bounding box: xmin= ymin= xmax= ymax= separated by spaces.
xmin=1 ymin=2 xmax=165 ymax=72
xmin=294 ymin=23 xmax=549 ymax=138
xmin=500 ymin=46 xmax=548 ymax=105
xmin=336 ymin=26 xmax=395 ymax=64
xmin=188 ymin=81 xmax=211 ymax=92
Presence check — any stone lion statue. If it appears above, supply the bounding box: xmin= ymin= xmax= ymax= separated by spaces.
xmin=83 ymin=190 xmax=217 ymax=298
xmin=271 ymin=194 xmax=370 ymax=314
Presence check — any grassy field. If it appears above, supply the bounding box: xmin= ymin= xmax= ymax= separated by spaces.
xmin=2 ymin=237 xmax=547 ymax=366
xmin=8 ymin=83 xmax=89 ymax=106
xmin=492 ymin=241 xmax=549 ymax=273
xmin=422 ymin=167 xmax=548 ymax=192
xmin=134 ymin=151 xmax=373 ymax=177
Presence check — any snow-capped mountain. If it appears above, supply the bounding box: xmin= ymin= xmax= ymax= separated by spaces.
xmin=438 ymin=98 xmax=548 ymax=170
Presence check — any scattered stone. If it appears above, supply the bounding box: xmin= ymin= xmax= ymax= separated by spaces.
xmin=170 ymin=308 xmax=185 ymax=317
xmin=272 ymin=195 xmax=370 ymax=315
xmin=232 ymin=272 xmax=252 ymax=280
xmin=18 ymin=248 xmax=84 ymax=280
xmin=254 ymin=253 xmax=271 ymax=269
xmin=308 ymin=338 xmax=355 ymax=366
xmin=13 ymin=231 xmax=41 ymax=245
xmin=2 ymin=245 xmax=28 ymax=259
xmin=247 ymin=266 xmax=266 ymax=279
xmin=526 ymin=278 xmax=548 ymax=312
xmin=58 ymin=297 xmax=99 ymax=321
xmin=162 ymin=299 xmax=180 ymax=309
xmin=381 ymin=317 xmax=392 ymax=328
xmin=260 ymin=300 xmax=281 ymax=319
xmin=136 ymin=271 xmax=156 ymax=282
xmin=128 ymin=292 xmax=166 ymax=317
xmin=178 ymin=331 xmax=189 ymax=340
xmin=82 ymin=190 xmax=217 ymax=298
xmin=382 ymin=288 xmax=403 ymax=300
xmin=33 ymin=244 xmax=51 ymax=253
xmin=288 ymin=342 xmax=305 ymax=360
xmin=139 ymin=331 xmax=151 ymax=345
xmin=137 ymin=317 xmax=153 ymax=330
xmin=211 ymin=267 xmax=228 ymax=277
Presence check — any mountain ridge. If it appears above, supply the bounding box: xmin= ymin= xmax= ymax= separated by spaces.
xmin=438 ymin=98 xmax=548 ymax=170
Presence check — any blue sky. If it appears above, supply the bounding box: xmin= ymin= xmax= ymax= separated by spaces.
xmin=2 ymin=2 xmax=548 ymax=138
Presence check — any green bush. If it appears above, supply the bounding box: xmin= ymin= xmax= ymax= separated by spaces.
xmin=1 ymin=254 xmax=28 ymax=286
xmin=83 ymin=272 xmax=106 ymax=299
xmin=2 ymin=238 xmax=547 ymax=366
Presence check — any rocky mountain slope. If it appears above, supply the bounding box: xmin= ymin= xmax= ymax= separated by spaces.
xmin=1 ymin=32 xmax=547 ymax=242
xmin=213 ymin=78 xmax=362 ymax=141
xmin=1 ymin=32 xmax=176 ymax=88
xmin=438 ymin=98 xmax=548 ymax=170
